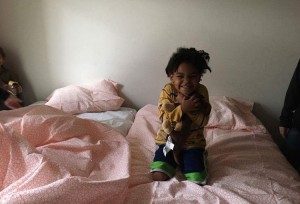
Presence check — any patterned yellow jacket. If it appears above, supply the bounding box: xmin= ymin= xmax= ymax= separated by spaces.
xmin=155 ymin=83 xmax=210 ymax=149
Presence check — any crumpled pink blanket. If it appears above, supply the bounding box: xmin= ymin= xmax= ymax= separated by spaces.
xmin=125 ymin=104 xmax=300 ymax=204
xmin=0 ymin=105 xmax=129 ymax=203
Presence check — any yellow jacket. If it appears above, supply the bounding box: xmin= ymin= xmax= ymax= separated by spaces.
xmin=155 ymin=83 xmax=210 ymax=149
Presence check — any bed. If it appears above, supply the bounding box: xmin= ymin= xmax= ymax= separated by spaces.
xmin=0 ymin=79 xmax=300 ymax=203
xmin=125 ymin=96 xmax=300 ymax=204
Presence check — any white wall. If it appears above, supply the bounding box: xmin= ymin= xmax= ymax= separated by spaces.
xmin=0 ymin=0 xmax=299 ymax=141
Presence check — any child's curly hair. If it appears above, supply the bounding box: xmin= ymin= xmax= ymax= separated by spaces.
xmin=165 ymin=47 xmax=211 ymax=77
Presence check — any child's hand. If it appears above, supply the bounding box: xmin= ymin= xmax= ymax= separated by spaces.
xmin=180 ymin=94 xmax=203 ymax=113
xmin=193 ymin=94 xmax=211 ymax=115
xmin=4 ymin=95 xmax=22 ymax=109
xmin=176 ymin=93 xmax=185 ymax=104
xmin=279 ymin=126 xmax=289 ymax=138
xmin=180 ymin=93 xmax=211 ymax=115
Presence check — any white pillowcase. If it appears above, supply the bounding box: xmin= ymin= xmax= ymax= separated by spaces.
xmin=77 ymin=107 xmax=137 ymax=136
xmin=45 ymin=80 xmax=124 ymax=114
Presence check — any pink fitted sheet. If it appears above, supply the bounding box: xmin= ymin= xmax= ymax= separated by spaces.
xmin=126 ymin=104 xmax=300 ymax=203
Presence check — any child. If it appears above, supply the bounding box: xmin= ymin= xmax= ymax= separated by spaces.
xmin=151 ymin=47 xmax=212 ymax=185
xmin=0 ymin=46 xmax=23 ymax=110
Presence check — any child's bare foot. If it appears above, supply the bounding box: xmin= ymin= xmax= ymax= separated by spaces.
xmin=151 ymin=172 xmax=169 ymax=181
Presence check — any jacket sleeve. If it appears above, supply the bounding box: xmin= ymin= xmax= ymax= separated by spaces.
xmin=279 ymin=59 xmax=300 ymax=128
xmin=0 ymin=88 xmax=10 ymax=101
xmin=158 ymin=85 xmax=183 ymax=123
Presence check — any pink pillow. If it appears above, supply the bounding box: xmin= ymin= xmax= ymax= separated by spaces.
xmin=206 ymin=96 xmax=257 ymax=130
xmin=45 ymin=80 xmax=124 ymax=114
xmin=80 ymin=80 xmax=119 ymax=95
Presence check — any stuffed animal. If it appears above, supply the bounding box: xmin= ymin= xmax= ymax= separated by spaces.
xmin=161 ymin=103 xmax=183 ymax=134
xmin=161 ymin=100 xmax=208 ymax=165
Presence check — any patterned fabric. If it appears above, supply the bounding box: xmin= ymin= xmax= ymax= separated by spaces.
xmin=155 ymin=83 xmax=210 ymax=149
xmin=0 ymin=105 xmax=130 ymax=203
xmin=126 ymin=104 xmax=300 ymax=203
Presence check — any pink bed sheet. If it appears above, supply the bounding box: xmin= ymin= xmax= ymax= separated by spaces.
xmin=126 ymin=104 xmax=300 ymax=204
xmin=0 ymin=105 xmax=129 ymax=203
xmin=1 ymin=104 xmax=300 ymax=203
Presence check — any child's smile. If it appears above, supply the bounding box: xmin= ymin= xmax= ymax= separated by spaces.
xmin=170 ymin=62 xmax=201 ymax=97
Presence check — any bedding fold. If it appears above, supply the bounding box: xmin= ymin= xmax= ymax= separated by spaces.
xmin=0 ymin=105 xmax=130 ymax=203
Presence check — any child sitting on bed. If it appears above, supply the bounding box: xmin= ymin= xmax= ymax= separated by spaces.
xmin=151 ymin=47 xmax=212 ymax=185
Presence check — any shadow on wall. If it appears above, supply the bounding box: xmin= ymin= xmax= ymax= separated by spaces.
xmin=1 ymin=1 xmax=54 ymax=105
xmin=118 ymin=84 xmax=139 ymax=110
xmin=253 ymin=103 xmax=284 ymax=149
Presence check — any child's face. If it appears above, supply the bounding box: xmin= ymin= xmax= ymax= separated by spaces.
xmin=0 ymin=55 xmax=5 ymax=66
xmin=170 ymin=62 xmax=201 ymax=97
